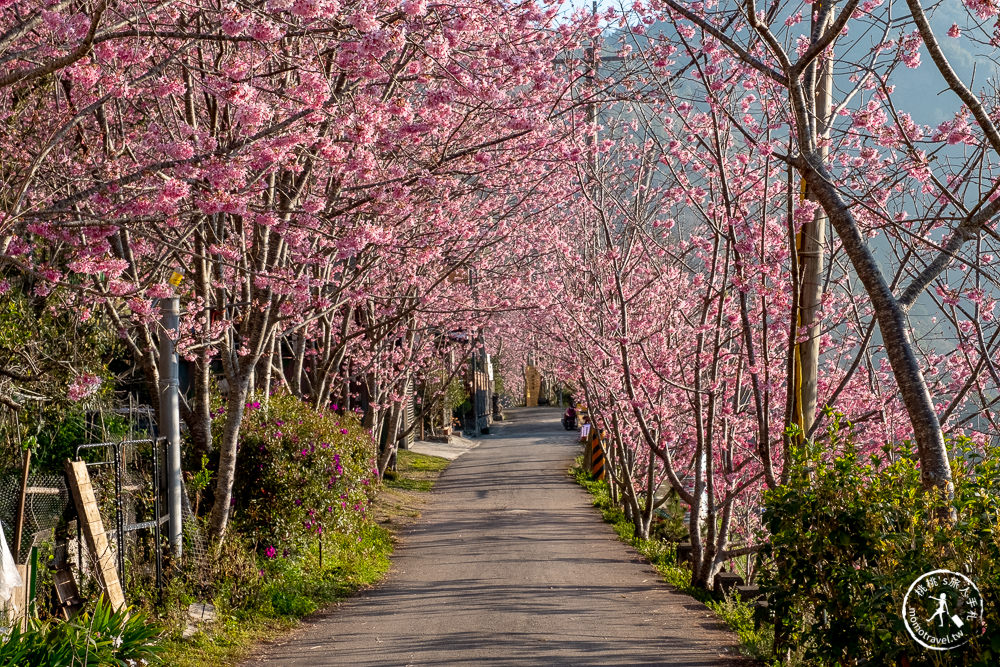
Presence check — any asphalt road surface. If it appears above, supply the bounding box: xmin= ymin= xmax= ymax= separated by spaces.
xmin=247 ymin=407 xmax=744 ymax=666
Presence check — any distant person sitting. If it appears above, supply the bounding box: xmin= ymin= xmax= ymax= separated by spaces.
xmin=579 ymin=415 xmax=591 ymax=442
xmin=562 ymin=406 xmax=578 ymax=430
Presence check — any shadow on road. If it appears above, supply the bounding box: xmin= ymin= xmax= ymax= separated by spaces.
xmin=247 ymin=407 xmax=745 ymax=667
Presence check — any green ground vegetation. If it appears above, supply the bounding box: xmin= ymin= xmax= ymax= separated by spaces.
xmin=152 ymin=447 xmax=450 ymax=666
xmin=0 ymin=596 xmax=162 ymax=666
xmin=761 ymin=426 xmax=1000 ymax=667
xmin=154 ymin=524 xmax=393 ymax=666
xmin=384 ymin=450 xmax=450 ymax=491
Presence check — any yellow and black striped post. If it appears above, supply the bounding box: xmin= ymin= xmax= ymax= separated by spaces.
xmin=590 ymin=434 xmax=605 ymax=480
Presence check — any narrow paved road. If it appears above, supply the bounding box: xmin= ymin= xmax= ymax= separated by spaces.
xmin=248 ymin=408 xmax=744 ymax=666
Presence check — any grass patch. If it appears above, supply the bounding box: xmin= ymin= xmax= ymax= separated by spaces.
xmin=158 ymin=616 xmax=295 ymax=667
xmin=156 ymin=523 xmax=393 ymax=666
xmin=385 ymin=477 xmax=434 ymax=492
xmin=385 ymin=450 xmax=450 ymax=492
xmin=397 ymin=449 xmax=451 ymax=473
xmin=570 ymin=457 xmax=772 ymax=663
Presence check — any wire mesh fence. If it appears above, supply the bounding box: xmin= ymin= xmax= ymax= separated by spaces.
xmin=180 ymin=490 xmax=211 ymax=581
xmin=0 ymin=402 xmax=225 ymax=620
xmin=77 ymin=438 xmax=166 ymax=597
xmin=0 ymin=472 xmax=69 ymax=564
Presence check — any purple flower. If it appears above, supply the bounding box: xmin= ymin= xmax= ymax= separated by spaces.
xmin=301 ymin=448 xmax=309 ymax=456
xmin=331 ymin=403 xmax=339 ymax=411
xmin=340 ymin=428 xmax=349 ymax=435
xmin=265 ymin=546 xmax=277 ymax=559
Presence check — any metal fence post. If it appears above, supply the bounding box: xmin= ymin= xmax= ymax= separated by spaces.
xmin=158 ymin=296 xmax=183 ymax=558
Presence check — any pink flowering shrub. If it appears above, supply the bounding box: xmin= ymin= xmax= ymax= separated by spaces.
xmin=67 ymin=373 xmax=102 ymax=402
xmin=225 ymin=394 xmax=378 ymax=556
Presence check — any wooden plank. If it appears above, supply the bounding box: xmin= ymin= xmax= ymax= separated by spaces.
xmin=24 ymin=486 xmax=62 ymax=496
xmin=65 ymin=460 xmax=126 ymax=611
xmin=17 ymin=563 xmax=27 ymax=631
xmin=13 ymin=449 xmax=31 ymax=560
xmin=3 ymin=563 xmax=28 ymax=631
xmin=53 ymin=566 xmax=82 ymax=620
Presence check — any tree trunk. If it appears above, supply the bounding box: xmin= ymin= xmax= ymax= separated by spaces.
xmin=377 ymin=399 xmax=404 ymax=475
xmin=794 ymin=8 xmax=833 ymax=438
xmin=207 ymin=372 xmax=251 ymax=542
xmin=291 ymin=334 xmax=306 ymax=397
xmin=801 ymin=155 xmax=953 ymax=497
xmin=180 ymin=354 xmax=213 ymax=455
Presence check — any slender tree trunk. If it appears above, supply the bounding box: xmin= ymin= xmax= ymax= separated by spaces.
xmin=192 ymin=221 xmax=214 ymax=453
xmin=207 ymin=371 xmax=251 ymax=542
xmin=180 ymin=351 xmax=213 ymax=455
xmin=261 ymin=333 xmax=275 ymax=410
xmin=793 ymin=2 xmax=834 ymax=438
xmin=377 ymin=399 xmax=405 ymax=474
xmin=801 ymin=155 xmax=953 ymax=497
xmin=292 ymin=334 xmax=306 ymax=397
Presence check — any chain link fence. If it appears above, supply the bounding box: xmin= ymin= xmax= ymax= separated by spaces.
xmin=0 ymin=401 xmax=230 ymax=622
xmin=0 ymin=472 xmax=69 ymax=564
xmin=76 ymin=438 xmax=167 ymax=597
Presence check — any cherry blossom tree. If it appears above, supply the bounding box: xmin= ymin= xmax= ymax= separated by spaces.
xmin=495 ymin=19 xmax=992 ymax=585
xmin=2 ymin=0 xmax=587 ymax=543
xmin=595 ymin=0 xmax=1000 ymax=508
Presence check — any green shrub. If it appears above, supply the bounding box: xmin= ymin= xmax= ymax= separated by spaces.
xmin=762 ymin=415 xmax=1000 ymax=666
xmin=228 ymin=395 xmax=378 ymax=558
xmin=0 ymin=596 xmax=162 ymax=666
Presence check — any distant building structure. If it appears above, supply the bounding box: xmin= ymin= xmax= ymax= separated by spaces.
xmin=524 ymin=365 xmax=541 ymax=407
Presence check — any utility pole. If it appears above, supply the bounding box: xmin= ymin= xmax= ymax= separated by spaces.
xmin=468 ymin=267 xmax=491 ymax=434
xmin=158 ymin=281 xmax=183 ymax=558
xmin=793 ymin=0 xmax=834 ymax=441
xmin=585 ymin=0 xmax=601 ymax=181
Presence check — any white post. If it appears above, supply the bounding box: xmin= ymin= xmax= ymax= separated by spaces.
xmin=158 ymin=296 xmax=183 ymax=558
